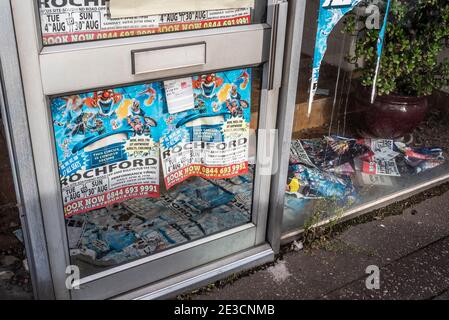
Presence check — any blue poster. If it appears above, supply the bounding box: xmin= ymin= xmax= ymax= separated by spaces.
xmin=51 ymin=68 xmax=252 ymax=217
xmin=51 ymin=84 xmax=164 ymax=217
xmin=309 ymin=0 xmax=392 ymax=110
xmin=160 ymin=69 xmax=252 ymax=189
xmin=308 ymin=0 xmax=363 ymax=116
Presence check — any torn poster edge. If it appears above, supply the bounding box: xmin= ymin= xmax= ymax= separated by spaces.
xmin=308 ymin=0 xmax=363 ymax=118
xmin=370 ymin=0 xmax=391 ymax=104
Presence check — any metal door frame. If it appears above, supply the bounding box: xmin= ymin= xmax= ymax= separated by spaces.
xmin=0 ymin=0 xmax=54 ymax=299
xmin=4 ymin=0 xmax=288 ymax=299
xmin=268 ymin=0 xmax=306 ymax=253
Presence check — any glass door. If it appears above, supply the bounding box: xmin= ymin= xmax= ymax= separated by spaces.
xmin=11 ymin=0 xmax=286 ymax=299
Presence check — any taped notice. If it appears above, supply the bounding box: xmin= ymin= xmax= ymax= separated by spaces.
xmin=51 ymin=84 xmax=163 ymax=217
xmin=164 ymin=78 xmax=195 ymax=114
xmin=161 ymin=69 xmax=252 ymax=189
xmin=110 ymin=0 xmax=255 ymax=18
xmin=39 ymin=0 xmax=251 ymax=45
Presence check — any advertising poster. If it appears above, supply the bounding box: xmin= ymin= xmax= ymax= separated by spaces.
xmin=38 ymin=0 xmax=251 ymax=45
xmin=160 ymin=69 xmax=252 ymax=189
xmin=359 ymin=139 xmax=400 ymax=176
xmin=51 ymin=83 xmax=163 ymax=217
xmin=308 ymin=0 xmax=362 ymax=116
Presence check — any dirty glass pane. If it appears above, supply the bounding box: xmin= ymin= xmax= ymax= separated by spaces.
xmin=38 ymin=0 xmax=267 ymax=46
xmin=51 ymin=67 xmax=261 ymax=277
xmin=283 ymin=0 xmax=449 ymax=233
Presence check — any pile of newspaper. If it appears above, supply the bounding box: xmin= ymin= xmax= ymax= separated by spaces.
xmin=68 ymin=169 xmax=254 ymax=267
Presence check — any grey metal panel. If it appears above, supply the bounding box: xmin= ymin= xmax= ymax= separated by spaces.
xmin=252 ymin=0 xmax=287 ymax=245
xmin=0 ymin=0 xmax=54 ymax=299
xmin=250 ymin=3 xmax=275 ymax=245
xmin=132 ymin=42 xmax=206 ymax=75
xmin=71 ymin=224 xmax=257 ymax=300
xmin=11 ymin=0 xmax=72 ymax=300
xmin=39 ymin=24 xmax=270 ymax=95
xmin=267 ymin=1 xmax=288 ymax=91
xmin=116 ymin=244 xmax=274 ymax=300
xmin=253 ymin=85 xmax=279 ymax=245
xmin=268 ymin=0 xmax=306 ymax=253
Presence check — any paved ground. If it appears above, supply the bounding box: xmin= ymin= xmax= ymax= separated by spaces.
xmin=192 ymin=188 xmax=449 ymax=300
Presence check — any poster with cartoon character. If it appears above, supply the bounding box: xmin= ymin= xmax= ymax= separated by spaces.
xmin=51 ymin=83 xmax=163 ymax=217
xmin=160 ymin=69 xmax=252 ymax=189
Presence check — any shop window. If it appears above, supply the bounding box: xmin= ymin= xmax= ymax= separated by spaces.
xmin=50 ymin=67 xmax=261 ymax=277
xmin=283 ymin=0 xmax=449 ymax=233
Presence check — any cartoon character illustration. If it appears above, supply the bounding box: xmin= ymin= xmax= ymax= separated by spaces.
xmin=54 ymin=95 xmax=85 ymax=129
xmin=194 ymin=94 xmax=207 ymax=114
xmin=126 ymin=100 xmax=157 ymax=137
xmin=128 ymin=99 xmax=146 ymax=118
xmin=91 ymin=118 xmax=106 ymax=136
xmin=236 ymin=70 xmax=250 ymax=89
xmin=228 ymin=84 xmax=242 ymax=101
xmin=193 ymin=74 xmax=224 ymax=99
xmin=59 ymin=138 xmax=71 ymax=159
xmin=111 ymin=119 xmax=121 ymax=130
xmin=129 ymin=116 xmax=144 ymax=136
xmin=68 ymin=112 xmax=96 ymax=137
xmin=224 ymin=82 xmax=249 ymax=117
xmin=138 ymin=85 xmax=157 ymax=106
xmin=143 ymin=116 xmax=158 ymax=136
xmin=84 ymin=90 xmax=123 ymax=126
xmin=53 ymin=119 xmax=65 ymax=127
xmin=166 ymin=115 xmax=174 ymax=125
xmin=224 ymin=99 xmax=240 ymax=117
xmin=60 ymin=95 xmax=84 ymax=113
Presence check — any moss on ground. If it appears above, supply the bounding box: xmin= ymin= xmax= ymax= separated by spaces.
xmin=177 ymin=181 xmax=449 ymax=300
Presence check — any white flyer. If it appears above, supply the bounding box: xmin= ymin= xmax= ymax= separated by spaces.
xmin=370 ymin=139 xmax=400 ymax=161
xmin=164 ymin=78 xmax=195 ymax=114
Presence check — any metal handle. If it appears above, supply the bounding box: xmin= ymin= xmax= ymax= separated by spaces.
xmin=131 ymin=42 xmax=206 ymax=75
xmin=268 ymin=0 xmax=289 ymax=90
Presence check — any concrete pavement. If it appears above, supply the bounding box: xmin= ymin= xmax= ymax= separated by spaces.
xmin=191 ymin=186 xmax=449 ymax=300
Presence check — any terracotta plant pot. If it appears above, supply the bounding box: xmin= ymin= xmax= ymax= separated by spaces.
xmin=351 ymin=87 xmax=429 ymax=139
